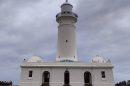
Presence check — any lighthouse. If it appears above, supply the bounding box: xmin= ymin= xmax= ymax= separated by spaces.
xmin=56 ymin=0 xmax=78 ymax=62
xmin=20 ymin=1 xmax=115 ymax=86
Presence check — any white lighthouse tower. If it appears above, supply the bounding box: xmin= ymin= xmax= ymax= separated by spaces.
xmin=20 ymin=1 xmax=115 ymax=86
xmin=56 ymin=0 xmax=78 ymax=62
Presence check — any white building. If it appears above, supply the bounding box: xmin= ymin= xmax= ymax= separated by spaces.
xmin=20 ymin=1 xmax=115 ymax=86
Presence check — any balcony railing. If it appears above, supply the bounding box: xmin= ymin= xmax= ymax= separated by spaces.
xmin=56 ymin=12 xmax=78 ymax=19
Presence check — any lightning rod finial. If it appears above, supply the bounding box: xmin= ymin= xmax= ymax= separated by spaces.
xmin=66 ymin=0 xmax=68 ymax=3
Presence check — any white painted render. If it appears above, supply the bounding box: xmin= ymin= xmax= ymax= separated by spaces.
xmin=20 ymin=1 xmax=115 ymax=86
xmin=20 ymin=62 xmax=114 ymax=86
xmin=56 ymin=1 xmax=78 ymax=62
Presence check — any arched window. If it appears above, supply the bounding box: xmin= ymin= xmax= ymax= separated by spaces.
xmin=64 ymin=70 xmax=70 ymax=85
xmin=42 ymin=71 xmax=50 ymax=86
xmin=84 ymin=71 xmax=92 ymax=86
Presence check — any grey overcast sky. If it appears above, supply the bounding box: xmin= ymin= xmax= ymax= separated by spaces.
xmin=0 ymin=0 xmax=130 ymax=85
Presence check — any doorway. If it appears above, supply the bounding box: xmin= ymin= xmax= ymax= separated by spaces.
xmin=84 ymin=71 xmax=92 ymax=86
xmin=42 ymin=71 xmax=50 ymax=86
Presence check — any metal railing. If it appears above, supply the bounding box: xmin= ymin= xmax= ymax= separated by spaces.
xmin=56 ymin=12 xmax=78 ymax=19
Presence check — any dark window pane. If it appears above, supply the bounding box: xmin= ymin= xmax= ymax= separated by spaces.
xmin=29 ymin=71 xmax=33 ymax=77
xmin=101 ymin=71 xmax=106 ymax=78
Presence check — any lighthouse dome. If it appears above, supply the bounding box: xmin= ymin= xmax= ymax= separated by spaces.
xmin=27 ymin=56 xmax=43 ymax=62
xmin=92 ymin=55 xmax=106 ymax=63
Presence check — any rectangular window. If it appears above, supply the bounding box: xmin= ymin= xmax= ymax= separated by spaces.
xmin=101 ymin=71 xmax=106 ymax=78
xmin=29 ymin=70 xmax=33 ymax=77
xmin=66 ymin=40 xmax=68 ymax=43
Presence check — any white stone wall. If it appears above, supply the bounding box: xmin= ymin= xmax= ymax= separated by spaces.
xmin=20 ymin=66 xmax=114 ymax=86
xmin=20 ymin=68 xmax=42 ymax=86
xmin=92 ymin=68 xmax=114 ymax=86
xmin=56 ymin=18 xmax=78 ymax=62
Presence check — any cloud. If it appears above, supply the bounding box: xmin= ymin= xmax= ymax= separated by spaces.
xmin=0 ymin=0 xmax=130 ymax=84
xmin=0 ymin=0 xmax=58 ymax=84
xmin=76 ymin=0 xmax=130 ymax=82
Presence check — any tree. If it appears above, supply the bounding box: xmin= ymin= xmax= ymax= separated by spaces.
xmin=115 ymin=80 xmax=130 ymax=86
xmin=0 ymin=81 xmax=12 ymax=86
